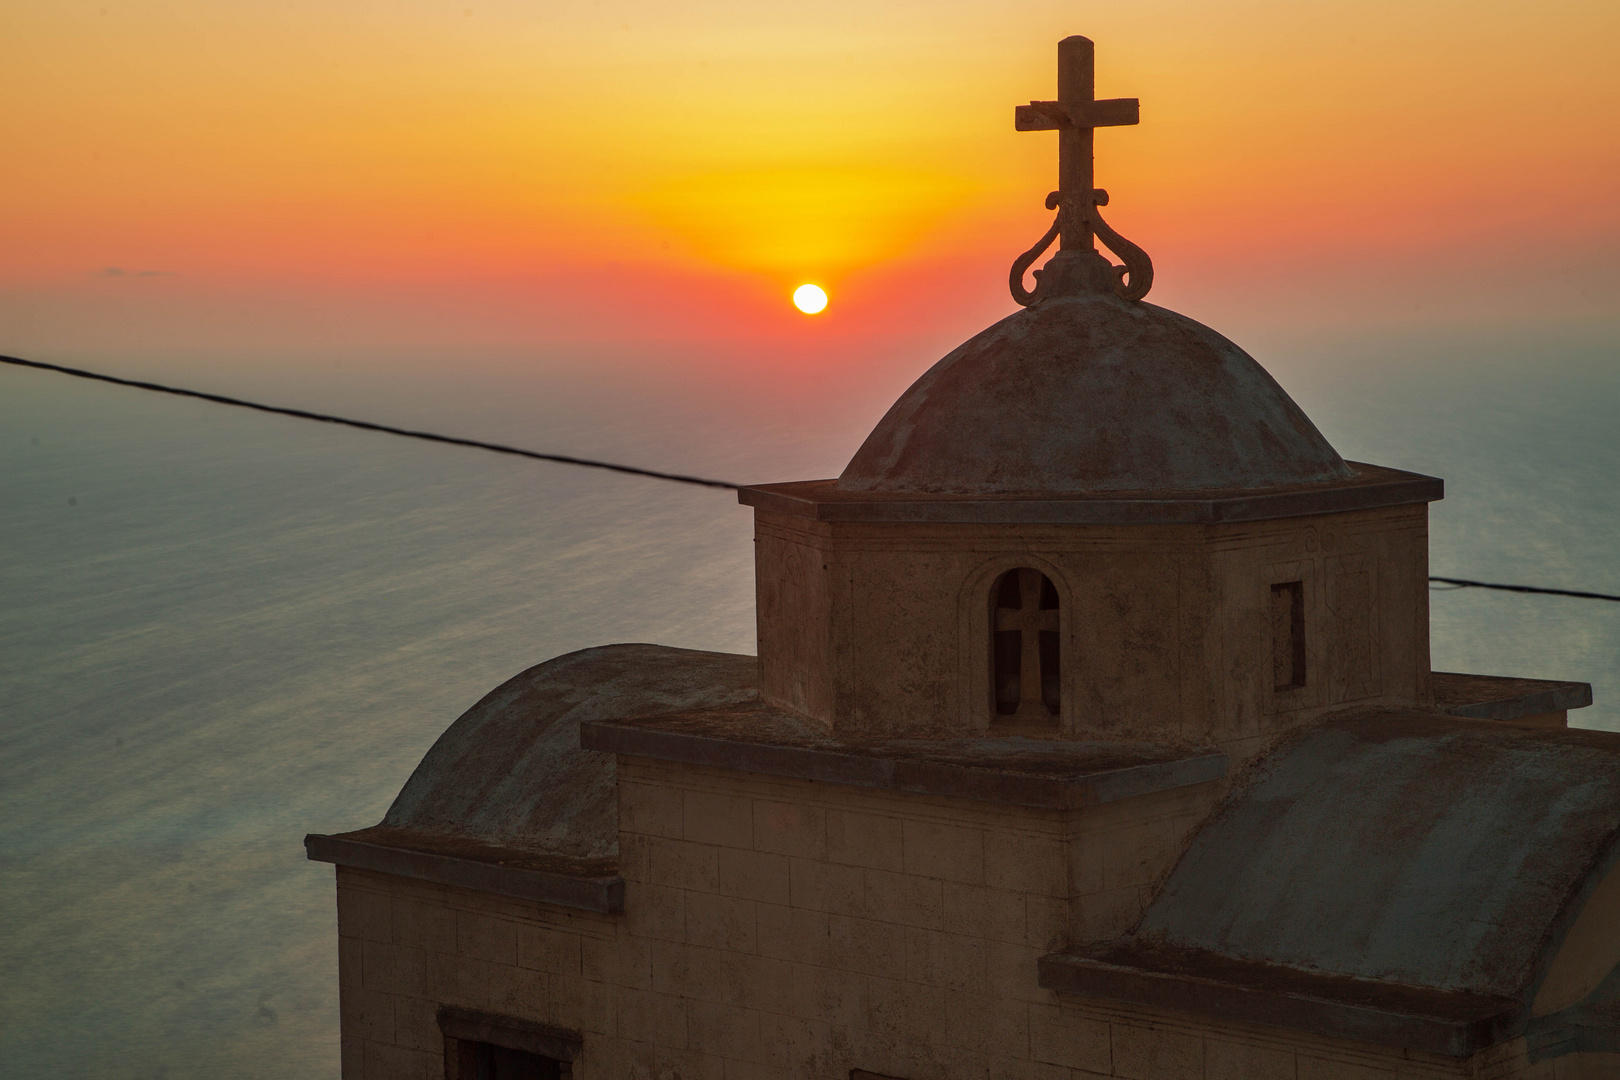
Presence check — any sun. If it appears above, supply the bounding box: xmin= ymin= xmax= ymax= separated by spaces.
xmin=792 ymin=283 xmax=828 ymax=314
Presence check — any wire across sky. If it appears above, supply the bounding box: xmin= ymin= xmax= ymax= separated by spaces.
xmin=6 ymin=353 xmax=1617 ymax=604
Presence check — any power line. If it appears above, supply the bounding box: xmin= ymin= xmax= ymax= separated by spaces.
xmin=1 ymin=354 xmax=738 ymax=491
xmin=1429 ymin=577 xmax=1620 ymax=602
xmin=8 ymin=353 xmax=1620 ymax=603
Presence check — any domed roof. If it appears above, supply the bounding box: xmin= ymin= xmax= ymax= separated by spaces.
xmin=838 ymin=291 xmax=1353 ymax=495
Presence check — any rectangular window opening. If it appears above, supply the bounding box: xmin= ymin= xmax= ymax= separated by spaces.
xmin=461 ymin=1042 xmax=565 ymax=1080
xmin=439 ymin=1008 xmax=579 ymax=1080
xmin=1271 ymin=580 xmax=1306 ymax=691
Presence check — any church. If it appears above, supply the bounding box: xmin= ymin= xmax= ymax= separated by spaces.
xmin=306 ymin=36 xmax=1617 ymax=1080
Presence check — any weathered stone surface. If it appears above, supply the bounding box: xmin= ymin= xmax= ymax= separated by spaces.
xmin=1039 ymin=940 xmax=1519 ymax=1057
xmin=1029 ymin=710 xmax=1620 ymax=1061
xmin=742 ymin=464 xmax=1442 ymax=526
xmin=331 ymin=749 xmax=1619 ymax=1080
xmin=748 ymin=505 xmax=1434 ymax=744
xmin=580 ymin=700 xmax=1228 ymax=809
xmin=307 ymin=644 xmax=757 ymax=908
xmin=311 ymin=639 xmax=1613 ymax=1077
xmin=1135 ymin=711 xmax=1620 ymax=1000
xmin=306 ymin=829 xmax=624 ymax=911
xmin=380 ymin=643 xmax=755 ymax=858
xmin=838 ymin=292 xmax=1353 ymax=496
xmin=1431 ymin=671 xmax=1592 ymax=724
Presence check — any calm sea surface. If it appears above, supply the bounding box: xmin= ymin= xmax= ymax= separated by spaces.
xmin=3 ymin=326 xmax=1618 ymax=1077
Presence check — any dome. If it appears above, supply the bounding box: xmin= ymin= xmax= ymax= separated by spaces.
xmin=838 ymin=290 xmax=1354 ymax=495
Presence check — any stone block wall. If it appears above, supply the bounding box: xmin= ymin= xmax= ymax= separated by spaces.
xmin=607 ymin=758 xmax=1082 ymax=1080
xmin=1206 ymin=504 xmax=1431 ymax=758
xmin=336 ymin=865 xmax=615 ymax=1078
xmin=332 ymin=756 xmax=1572 ymax=1080
xmin=751 ymin=506 xmax=1429 ymax=755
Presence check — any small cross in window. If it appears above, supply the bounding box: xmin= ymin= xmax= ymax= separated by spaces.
xmin=995 ymin=568 xmax=1061 ymax=721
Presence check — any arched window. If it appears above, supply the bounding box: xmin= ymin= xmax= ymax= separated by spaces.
xmin=992 ymin=568 xmax=1060 ymax=720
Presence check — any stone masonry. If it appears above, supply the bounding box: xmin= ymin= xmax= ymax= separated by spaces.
xmin=330 ymin=745 xmax=1611 ymax=1078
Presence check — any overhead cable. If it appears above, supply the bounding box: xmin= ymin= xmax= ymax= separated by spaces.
xmin=1428 ymin=576 xmax=1620 ymax=602
xmin=7 ymin=353 xmax=1620 ymax=603
xmin=1 ymin=354 xmax=737 ymax=490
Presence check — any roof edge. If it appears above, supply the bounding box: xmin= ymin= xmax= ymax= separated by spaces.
xmin=304 ymin=831 xmax=624 ymax=913
xmin=738 ymin=463 xmax=1442 ymax=525
xmin=1038 ymin=948 xmax=1519 ymax=1057
xmin=1432 ymin=672 xmax=1594 ymax=722
xmin=579 ymin=719 xmax=1227 ymax=809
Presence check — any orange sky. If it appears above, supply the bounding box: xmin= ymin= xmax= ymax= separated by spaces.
xmin=4 ymin=0 xmax=1618 ymax=355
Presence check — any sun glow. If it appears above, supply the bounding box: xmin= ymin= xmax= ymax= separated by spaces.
xmin=5 ymin=1 xmax=1617 ymax=351
xmin=793 ymin=283 xmax=828 ymax=314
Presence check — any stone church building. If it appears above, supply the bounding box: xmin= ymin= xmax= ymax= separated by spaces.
xmin=307 ymin=35 xmax=1617 ymax=1080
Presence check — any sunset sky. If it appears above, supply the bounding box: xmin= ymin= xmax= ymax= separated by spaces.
xmin=5 ymin=0 xmax=1618 ymax=356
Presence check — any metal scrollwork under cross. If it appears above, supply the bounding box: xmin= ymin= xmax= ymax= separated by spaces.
xmin=1009 ymin=36 xmax=1154 ymax=306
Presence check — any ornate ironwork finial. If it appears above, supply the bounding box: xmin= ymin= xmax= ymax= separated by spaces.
xmin=1009 ymin=36 xmax=1153 ymax=306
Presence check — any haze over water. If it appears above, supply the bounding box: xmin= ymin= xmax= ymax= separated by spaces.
xmin=3 ymin=323 xmax=1618 ymax=1077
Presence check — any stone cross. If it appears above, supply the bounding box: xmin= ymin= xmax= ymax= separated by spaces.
xmin=1014 ymin=36 xmax=1138 ymax=254
xmin=996 ymin=568 xmax=1059 ymax=720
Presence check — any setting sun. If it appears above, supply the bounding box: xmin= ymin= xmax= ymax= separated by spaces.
xmin=793 ymin=283 xmax=829 ymax=314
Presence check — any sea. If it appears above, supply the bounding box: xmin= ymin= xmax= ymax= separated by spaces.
xmin=3 ymin=321 xmax=1618 ymax=1077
